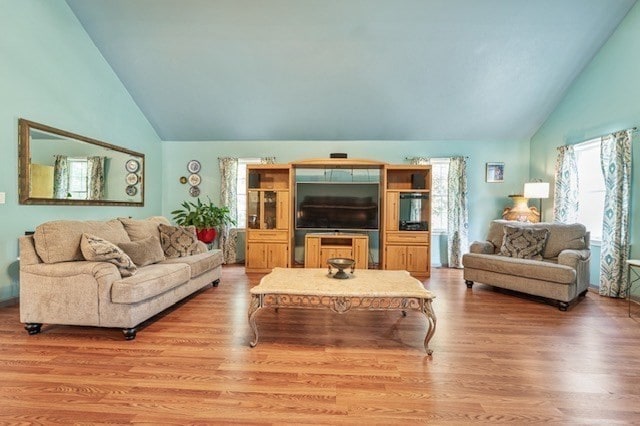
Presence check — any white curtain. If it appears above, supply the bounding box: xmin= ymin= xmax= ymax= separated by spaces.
xmin=218 ymin=157 xmax=238 ymax=264
xmin=599 ymin=130 xmax=632 ymax=298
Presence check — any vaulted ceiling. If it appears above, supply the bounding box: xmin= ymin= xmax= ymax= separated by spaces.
xmin=66 ymin=0 xmax=636 ymax=141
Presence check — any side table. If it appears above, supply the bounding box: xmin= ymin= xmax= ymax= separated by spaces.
xmin=626 ymin=259 xmax=640 ymax=319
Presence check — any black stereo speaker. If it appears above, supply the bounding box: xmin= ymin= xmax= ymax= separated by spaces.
xmin=248 ymin=172 xmax=260 ymax=189
xmin=330 ymin=153 xmax=348 ymax=158
xmin=411 ymin=173 xmax=425 ymax=189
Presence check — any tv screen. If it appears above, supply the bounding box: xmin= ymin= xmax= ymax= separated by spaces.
xmin=295 ymin=183 xmax=379 ymax=230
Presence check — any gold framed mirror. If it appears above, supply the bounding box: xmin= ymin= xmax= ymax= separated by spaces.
xmin=18 ymin=119 xmax=144 ymax=206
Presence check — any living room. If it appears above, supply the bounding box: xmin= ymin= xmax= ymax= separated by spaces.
xmin=1 ymin=1 xmax=639 ymax=423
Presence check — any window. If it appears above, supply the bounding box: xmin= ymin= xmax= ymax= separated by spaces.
xmin=67 ymin=158 xmax=88 ymax=199
xmin=430 ymin=158 xmax=450 ymax=234
xmin=574 ymin=138 xmax=604 ymax=242
xmin=236 ymin=158 xmax=262 ymax=228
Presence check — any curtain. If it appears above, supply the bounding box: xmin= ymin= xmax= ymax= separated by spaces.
xmin=447 ymin=156 xmax=468 ymax=268
xmin=52 ymin=155 xmax=69 ymax=198
xmin=553 ymin=145 xmax=579 ymax=223
xmin=599 ymin=130 xmax=632 ymax=298
xmin=408 ymin=157 xmax=430 ymax=165
xmin=261 ymin=157 xmax=276 ymax=164
xmin=218 ymin=157 xmax=238 ymax=264
xmin=87 ymin=156 xmax=106 ymax=200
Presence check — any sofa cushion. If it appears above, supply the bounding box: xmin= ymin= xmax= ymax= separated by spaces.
xmin=80 ymin=233 xmax=137 ymax=277
xmin=119 ymin=216 xmax=171 ymax=242
xmin=158 ymin=224 xmax=199 ymax=258
xmin=34 ymin=219 xmax=131 ymax=264
xmin=463 ymin=253 xmax=576 ymax=284
xmin=111 ymin=263 xmax=191 ymax=304
xmin=160 ymin=249 xmax=223 ymax=278
xmin=118 ymin=236 xmax=165 ymax=267
xmin=499 ymin=225 xmax=549 ymax=260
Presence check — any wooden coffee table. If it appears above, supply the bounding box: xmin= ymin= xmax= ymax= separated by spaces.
xmin=248 ymin=267 xmax=436 ymax=354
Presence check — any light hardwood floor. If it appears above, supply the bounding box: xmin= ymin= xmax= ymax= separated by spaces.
xmin=0 ymin=265 xmax=639 ymax=424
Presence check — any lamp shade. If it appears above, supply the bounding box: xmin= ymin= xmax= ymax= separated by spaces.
xmin=524 ymin=182 xmax=550 ymax=199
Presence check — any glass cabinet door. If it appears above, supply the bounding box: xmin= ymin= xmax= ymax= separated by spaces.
xmin=247 ymin=191 xmax=260 ymax=229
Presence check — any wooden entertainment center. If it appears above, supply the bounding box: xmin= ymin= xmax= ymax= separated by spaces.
xmin=244 ymin=159 xmax=431 ymax=277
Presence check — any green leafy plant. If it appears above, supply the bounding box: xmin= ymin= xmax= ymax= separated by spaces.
xmin=170 ymin=197 xmax=236 ymax=230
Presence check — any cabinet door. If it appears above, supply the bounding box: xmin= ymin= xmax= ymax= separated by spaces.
xmin=385 ymin=245 xmax=406 ymax=270
xmin=246 ymin=243 xmax=268 ymax=270
xmin=268 ymin=243 xmax=289 ymax=268
xmin=305 ymin=236 xmax=320 ymax=268
xmin=406 ymin=245 xmax=429 ymax=273
xmin=353 ymin=238 xmax=369 ymax=270
xmin=385 ymin=192 xmax=399 ymax=231
xmin=276 ymin=191 xmax=290 ymax=230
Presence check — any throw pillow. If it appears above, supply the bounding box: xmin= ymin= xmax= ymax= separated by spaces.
xmin=118 ymin=216 xmax=171 ymax=241
xmin=500 ymin=225 xmax=549 ymax=260
xmin=80 ymin=233 xmax=137 ymax=277
xmin=118 ymin=236 xmax=165 ymax=267
xmin=158 ymin=224 xmax=199 ymax=258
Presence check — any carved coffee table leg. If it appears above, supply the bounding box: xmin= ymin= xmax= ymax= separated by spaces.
xmin=422 ymin=298 xmax=437 ymax=355
xmin=248 ymin=294 xmax=263 ymax=347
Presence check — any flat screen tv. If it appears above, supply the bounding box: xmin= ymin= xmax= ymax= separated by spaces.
xmin=295 ymin=182 xmax=380 ymax=230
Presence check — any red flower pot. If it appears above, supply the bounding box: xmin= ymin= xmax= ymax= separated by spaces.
xmin=196 ymin=228 xmax=217 ymax=244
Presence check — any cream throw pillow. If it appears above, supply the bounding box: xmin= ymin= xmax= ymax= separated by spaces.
xmin=158 ymin=224 xmax=199 ymax=258
xmin=118 ymin=236 xmax=165 ymax=267
xmin=80 ymin=233 xmax=137 ymax=277
xmin=500 ymin=225 xmax=549 ymax=260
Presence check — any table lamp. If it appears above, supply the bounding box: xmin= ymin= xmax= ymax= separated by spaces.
xmin=524 ymin=181 xmax=550 ymax=222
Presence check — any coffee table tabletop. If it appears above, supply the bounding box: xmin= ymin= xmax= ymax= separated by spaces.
xmin=248 ymin=267 xmax=436 ymax=354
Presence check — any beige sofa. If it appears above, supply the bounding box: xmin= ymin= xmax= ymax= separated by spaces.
xmin=462 ymin=220 xmax=590 ymax=311
xmin=19 ymin=217 xmax=223 ymax=339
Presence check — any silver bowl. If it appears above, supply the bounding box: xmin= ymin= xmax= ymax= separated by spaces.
xmin=327 ymin=258 xmax=355 ymax=279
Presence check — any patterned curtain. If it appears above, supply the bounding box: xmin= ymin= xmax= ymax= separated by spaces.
xmin=447 ymin=156 xmax=468 ymax=268
xmin=261 ymin=157 xmax=276 ymax=164
xmin=407 ymin=157 xmax=430 ymax=165
xmin=52 ymin=155 xmax=69 ymax=198
xmin=599 ymin=130 xmax=632 ymax=298
xmin=218 ymin=157 xmax=238 ymax=264
xmin=87 ymin=156 xmax=106 ymax=200
xmin=553 ymin=145 xmax=579 ymax=223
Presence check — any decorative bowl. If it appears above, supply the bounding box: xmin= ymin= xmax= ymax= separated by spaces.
xmin=327 ymin=258 xmax=355 ymax=279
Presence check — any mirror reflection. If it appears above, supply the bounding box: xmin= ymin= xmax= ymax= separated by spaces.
xmin=19 ymin=119 xmax=144 ymax=206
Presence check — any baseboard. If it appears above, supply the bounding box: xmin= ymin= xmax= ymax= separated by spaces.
xmin=0 ymin=297 xmax=18 ymax=308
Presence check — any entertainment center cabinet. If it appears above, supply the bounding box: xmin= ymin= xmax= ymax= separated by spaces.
xmin=245 ymin=159 xmax=431 ymax=277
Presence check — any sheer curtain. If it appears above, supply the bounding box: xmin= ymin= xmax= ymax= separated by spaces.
xmin=599 ymin=130 xmax=632 ymax=298
xmin=218 ymin=157 xmax=238 ymax=264
xmin=447 ymin=156 xmax=468 ymax=268
xmin=52 ymin=155 xmax=69 ymax=198
xmin=87 ymin=156 xmax=105 ymax=200
xmin=553 ymin=145 xmax=579 ymax=223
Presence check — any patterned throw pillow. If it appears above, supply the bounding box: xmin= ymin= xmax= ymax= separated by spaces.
xmin=80 ymin=233 xmax=137 ymax=277
xmin=118 ymin=236 xmax=165 ymax=267
xmin=158 ymin=224 xmax=199 ymax=258
xmin=499 ymin=225 xmax=549 ymax=260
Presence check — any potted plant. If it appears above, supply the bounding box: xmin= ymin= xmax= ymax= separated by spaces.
xmin=171 ymin=197 xmax=235 ymax=243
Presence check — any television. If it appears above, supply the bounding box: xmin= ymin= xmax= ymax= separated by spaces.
xmin=295 ymin=182 xmax=380 ymax=230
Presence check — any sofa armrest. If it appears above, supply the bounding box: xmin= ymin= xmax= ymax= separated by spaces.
xmin=558 ymin=249 xmax=591 ymax=270
xmin=470 ymin=241 xmax=495 ymax=254
xmin=21 ymin=260 xmax=118 ymax=278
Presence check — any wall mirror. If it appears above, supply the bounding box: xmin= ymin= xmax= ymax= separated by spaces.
xmin=18 ymin=119 xmax=144 ymax=206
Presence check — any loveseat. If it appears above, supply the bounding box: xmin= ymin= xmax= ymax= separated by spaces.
xmin=462 ymin=220 xmax=590 ymax=311
xmin=19 ymin=216 xmax=223 ymax=339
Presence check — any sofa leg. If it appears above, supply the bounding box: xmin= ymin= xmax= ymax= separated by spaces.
xmin=465 ymin=280 xmax=474 ymax=288
xmin=212 ymin=279 xmax=220 ymax=287
xmin=558 ymin=301 xmax=569 ymax=312
xmin=24 ymin=323 xmax=42 ymax=335
xmin=122 ymin=328 xmax=137 ymax=340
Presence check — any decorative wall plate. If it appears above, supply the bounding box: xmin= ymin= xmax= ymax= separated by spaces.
xmin=179 ymin=176 xmax=188 ymax=184
xmin=125 ymin=185 xmax=138 ymax=196
xmin=188 ymin=173 xmax=201 ymax=186
xmin=187 ymin=160 xmax=201 ymax=174
xmin=125 ymin=159 xmax=140 ymax=173
xmin=189 ymin=185 xmax=201 ymax=197
xmin=126 ymin=173 xmax=139 ymax=185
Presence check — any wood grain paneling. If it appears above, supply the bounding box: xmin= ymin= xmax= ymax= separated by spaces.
xmin=0 ymin=265 xmax=638 ymax=423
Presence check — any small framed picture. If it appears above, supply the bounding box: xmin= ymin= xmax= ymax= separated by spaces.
xmin=486 ymin=162 xmax=504 ymax=183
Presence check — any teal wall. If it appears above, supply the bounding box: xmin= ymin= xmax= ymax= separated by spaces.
xmin=530 ymin=2 xmax=640 ymax=285
xmin=162 ymin=139 xmax=531 ymax=264
xmin=0 ymin=1 xmax=162 ymax=301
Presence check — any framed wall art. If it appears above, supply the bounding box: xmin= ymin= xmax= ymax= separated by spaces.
xmin=486 ymin=162 xmax=504 ymax=183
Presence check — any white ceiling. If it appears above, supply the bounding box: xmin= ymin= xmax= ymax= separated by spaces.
xmin=65 ymin=0 xmax=636 ymax=141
